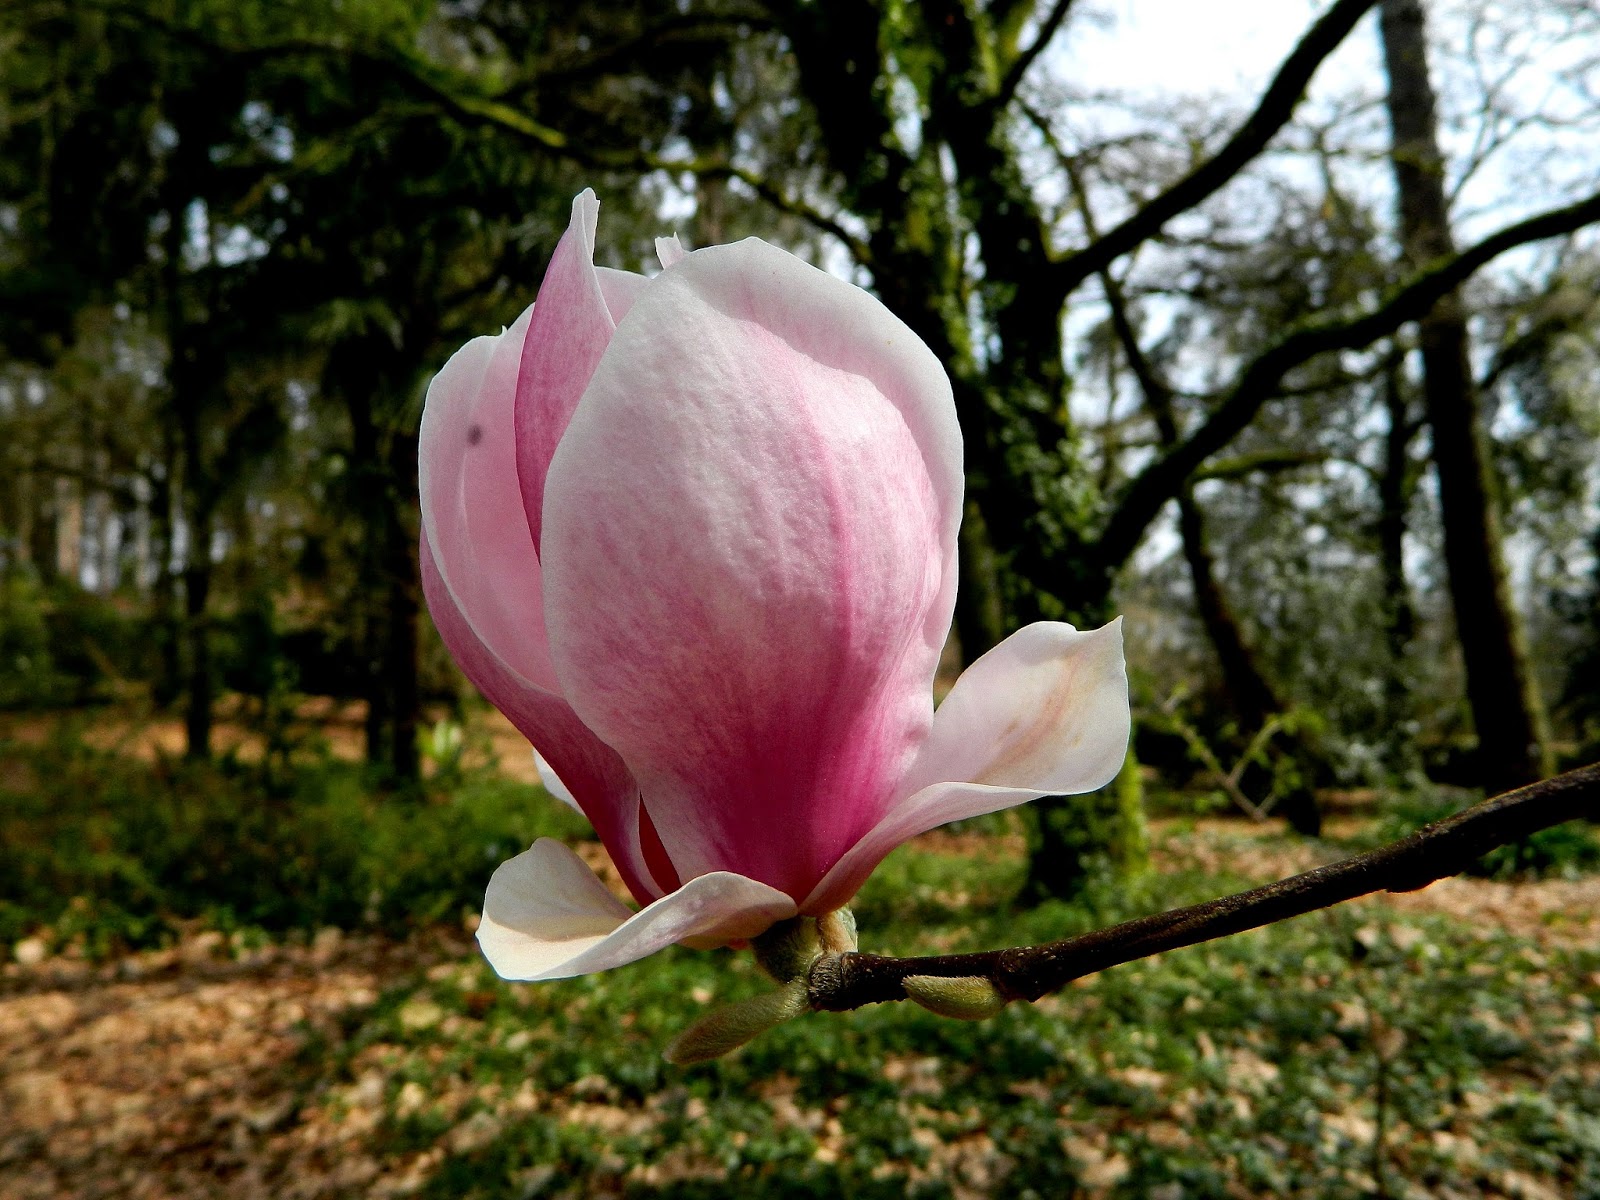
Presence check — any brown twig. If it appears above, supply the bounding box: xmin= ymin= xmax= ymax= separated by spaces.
xmin=807 ymin=762 xmax=1600 ymax=1012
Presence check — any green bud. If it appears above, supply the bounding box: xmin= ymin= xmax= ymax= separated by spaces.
xmin=902 ymin=974 xmax=1008 ymax=1021
xmin=664 ymin=980 xmax=810 ymax=1065
xmin=751 ymin=916 xmax=823 ymax=983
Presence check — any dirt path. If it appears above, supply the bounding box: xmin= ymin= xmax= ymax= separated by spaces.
xmin=1 ymin=931 xmax=473 ymax=1200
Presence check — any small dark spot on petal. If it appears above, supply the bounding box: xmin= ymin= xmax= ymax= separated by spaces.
xmin=467 ymin=424 xmax=483 ymax=446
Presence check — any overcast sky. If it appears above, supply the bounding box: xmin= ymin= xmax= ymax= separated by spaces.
xmin=1061 ymin=0 xmax=1372 ymax=99
xmin=1047 ymin=0 xmax=1599 ymax=234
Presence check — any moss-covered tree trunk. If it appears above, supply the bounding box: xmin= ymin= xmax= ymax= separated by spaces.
xmin=776 ymin=0 xmax=1149 ymax=899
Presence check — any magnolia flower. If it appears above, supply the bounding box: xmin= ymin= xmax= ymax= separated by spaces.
xmin=419 ymin=190 xmax=1130 ymax=982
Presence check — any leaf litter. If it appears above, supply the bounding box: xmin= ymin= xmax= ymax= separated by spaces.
xmin=2 ymin=819 xmax=1596 ymax=1199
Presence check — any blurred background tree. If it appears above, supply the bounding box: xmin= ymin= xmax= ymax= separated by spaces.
xmin=3 ymin=0 xmax=1598 ymax=896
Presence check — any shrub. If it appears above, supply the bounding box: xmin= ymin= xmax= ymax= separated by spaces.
xmin=0 ymin=734 xmax=587 ymax=952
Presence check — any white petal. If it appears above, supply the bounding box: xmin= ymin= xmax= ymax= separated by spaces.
xmin=801 ymin=620 xmax=1130 ymax=913
xmin=478 ymin=840 xmax=798 ymax=981
xmin=533 ymin=750 xmax=584 ymax=813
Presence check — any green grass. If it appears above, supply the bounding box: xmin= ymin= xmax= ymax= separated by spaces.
xmin=283 ymin=866 xmax=1598 ymax=1200
xmin=1339 ymin=785 xmax=1600 ymax=880
xmin=0 ymin=729 xmax=588 ymax=951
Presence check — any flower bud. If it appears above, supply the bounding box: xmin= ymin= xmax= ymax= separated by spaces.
xmin=664 ymin=981 xmax=809 ymax=1065
xmin=902 ymin=974 xmax=1009 ymax=1021
xmin=420 ymin=187 xmax=1131 ymax=984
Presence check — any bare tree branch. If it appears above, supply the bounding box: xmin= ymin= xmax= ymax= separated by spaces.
xmin=369 ymin=53 xmax=877 ymax=264
xmin=994 ymin=0 xmax=1078 ymax=110
xmin=360 ymin=63 xmax=876 ymax=263
xmin=536 ymin=13 xmax=776 ymax=85
xmin=686 ymin=164 xmax=874 ymax=266
xmin=1093 ymin=184 xmax=1600 ymax=572
xmin=1477 ymin=295 xmax=1600 ymax=394
xmin=1046 ymin=0 xmax=1379 ymax=302
xmin=1192 ymin=449 xmax=1328 ymax=483
xmin=807 ymin=762 xmax=1600 ymax=1012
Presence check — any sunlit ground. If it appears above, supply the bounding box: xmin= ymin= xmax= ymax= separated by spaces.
xmin=2 ymin=709 xmax=1597 ymax=1200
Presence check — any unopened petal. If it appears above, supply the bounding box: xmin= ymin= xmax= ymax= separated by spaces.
xmin=420 ymin=536 xmax=661 ymax=903
xmin=540 ymin=238 xmax=963 ymax=901
xmin=801 ymin=620 xmax=1130 ymax=913
xmin=478 ymin=840 xmax=797 ymax=981
xmin=418 ymin=306 xmax=556 ymax=691
xmin=516 ymin=190 xmax=635 ymax=551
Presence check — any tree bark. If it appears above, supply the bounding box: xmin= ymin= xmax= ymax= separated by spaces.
xmin=54 ymin=474 xmax=82 ymax=583
xmin=15 ymin=467 xmax=39 ymax=570
xmin=1177 ymin=495 xmax=1278 ymax=728
xmin=329 ymin=331 xmax=423 ymax=784
xmin=343 ymin=375 xmax=389 ymax=768
xmin=954 ymin=505 xmax=1006 ymax=663
xmin=148 ymin=431 xmax=182 ymax=709
xmin=385 ymin=428 xmax=421 ymax=782
xmin=175 ymin=364 xmax=215 ymax=761
xmin=1379 ymin=0 xmax=1550 ymax=793
xmin=161 ymin=157 xmax=216 ymax=760
xmin=1377 ymin=352 xmax=1420 ymax=771
xmin=181 ymin=532 xmax=213 ymax=759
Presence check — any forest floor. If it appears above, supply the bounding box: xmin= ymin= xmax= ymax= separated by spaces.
xmin=0 ymin=700 xmax=545 ymax=784
xmin=4 ymin=809 xmax=1598 ymax=1200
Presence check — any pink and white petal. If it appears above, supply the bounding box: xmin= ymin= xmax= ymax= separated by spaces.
xmin=540 ymin=238 xmax=963 ymax=902
xmin=800 ymin=782 xmax=1039 ymax=914
xmin=594 ymin=266 xmax=649 ymax=324
xmin=478 ymin=840 xmax=798 ymax=981
xmin=898 ymin=619 xmax=1130 ymax=797
xmin=799 ymin=620 xmax=1130 ymax=914
xmin=655 ymin=235 xmax=686 ymax=268
xmin=421 ymin=535 xmax=663 ymax=904
xmin=516 ymin=189 xmax=624 ymax=552
xmin=418 ymin=305 xmax=558 ymax=691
